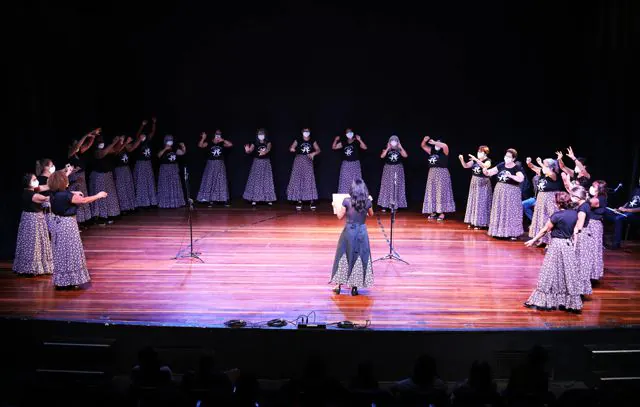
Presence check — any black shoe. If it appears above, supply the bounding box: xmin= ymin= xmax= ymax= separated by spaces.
xmin=332 ymin=285 xmax=341 ymax=294
xmin=351 ymin=287 xmax=359 ymax=296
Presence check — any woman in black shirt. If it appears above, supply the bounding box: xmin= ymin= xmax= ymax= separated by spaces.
xmin=421 ymin=136 xmax=456 ymax=221
xmin=157 ymin=135 xmax=187 ymax=208
xmin=113 ymin=135 xmax=142 ymax=213
xmin=330 ymin=178 xmax=374 ymax=296
xmin=197 ymin=130 xmax=233 ymax=207
xmin=572 ymin=186 xmax=594 ymax=296
xmin=378 ymin=135 xmax=408 ymax=211
xmin=524 ymin=191 xmax=582 ymax=312
xmin=287 ymin=128 xmax=321 ymax=210
xmin=458 ymin=145 xmax=492 ymax=229
xmin=67 ymin=129 xmax=96 ymax=225
xmin=483 ymin=148 xmax=525 ymax=240
xmin=47 ymin=171 xmax=108 ymax=289
xmin=586 ymin=180 xmax=607 ymax=281
xmin=133 ymin=118 xmax=158 ymax=208
xmin=89 ymin=135 xmax=121 ymax=224
xmin=243 ymin=128 xmax=276 ymax=206
xmin=528 ymin=158 xmax=563 ymax=246
xmin=332 ymin=128 xmax=368 ymax=194
xmin=13 ymin=173 xmax=53 ymax=276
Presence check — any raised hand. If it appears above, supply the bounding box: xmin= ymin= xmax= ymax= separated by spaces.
xmin=179 ymin=142 xmax=186 ymax=149
xmin=566 ymin=146 xmax=576 ymax=160
xmin=526 ymin=157 xmax=532 ymax=164
xmin=536 ymin=157 xmax=543 ymax=166
xmin=468 ymin=154 xmax=477 ymax=161
xmin=244 ymin=144 xmax=251 ymax=153
xmin=423 ymin=136 xmax=430 ymax=143
xmin=142 ymin=120 xmax=148 ymax=126
xmin=458 ymin=154 xmax=464 ymax=161
xmin=556 ymin=150 xmax=563 ymax=160
xmin=355 ymin=134 xmax=361 ymax=141
xmin=200 ymin=132 xmax=207 ymax=139
xmin=152 ymin=117 xmax=157 ymax=123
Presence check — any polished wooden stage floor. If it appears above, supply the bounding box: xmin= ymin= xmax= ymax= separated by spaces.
xmin=1 ymin=203 xmax=639 ymax=331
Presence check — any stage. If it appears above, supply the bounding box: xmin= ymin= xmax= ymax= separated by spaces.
xmin=1 ymin=202 xmax=639 ymax=331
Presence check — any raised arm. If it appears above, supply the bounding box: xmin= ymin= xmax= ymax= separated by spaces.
xmin=509 ymin=170 xmax=525 ymax=184
xmin=124 ymin=137 xmax=140 ymax=153
xmin=244 ymin=143 xmax=255 ymax=155
xmin=289 ymin=140 xmax=298 ymax=153
xmin=332 ymin=136 xmax=342 ymax=150
xmin=381 ymin=143 xmax=390 ymax=159
xmin=157 ymin=145 xmax=171 ymax=159
xmin=222 ymin=138 xmax=233 ymax=148
xmin=398 ymin=141 xmax=408 ymax=158
xmin=148 ymin=117 xmax=157 ymax=140
xmin=432 ymin=140 xmax=449 ymax=155
xmin=177 ymin=142 xmax=186 ymax=156
xmin=136 ymin=120 xmax=148 ymax=139
xmin=561 ymin=172 xmax=573 ymax=192
xmin=96 ymin=137 xmax=120 ymax=158
xmin=526 ymin=157 xmax=542 ymax=176
xmin=556 ymin=150 xmax=573 ymax=177
xmin=566 ymin=146 xmax=590 ymax=179
xmin=198 ymin=132 xmax=208 ymax=148
xmin=458 ymin=154 xmax=472 ymax=168
xmin=421 ymin=136 xmax=432 ymax=154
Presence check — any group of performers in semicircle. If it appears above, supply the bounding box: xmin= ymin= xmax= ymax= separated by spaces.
xmin=13 ymin=119 xmax=640 ymax=314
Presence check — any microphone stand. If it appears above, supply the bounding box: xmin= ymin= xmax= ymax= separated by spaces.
xmin=374 ymin=171 xmax=409 ymax=264
xmin=174 ymin=166 xmax=204 ymax=262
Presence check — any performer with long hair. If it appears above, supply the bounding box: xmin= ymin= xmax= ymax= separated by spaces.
xmin=287 ymin=128 xmax=320 ymax=210
xmin=197 ymin=130 xmax=233 ymax=207
xmin=524 ymin=191 xmax=582 ymax=313
xmin=330 ymin=178 xmax=374 ymax=296
xmin=458 ymin=145 xmax=492 ymax=229
xmin=378 ymin=135 xmax=408 ymax=212
xmin=484 ymin=148 xmax=525 ymax=240
xmin=12 ymin=173 xmax=53 ymax=276
xmin=48 ymin=171 xmax=108 ymax=289
xmin=243 ymin=128 xmax=276 ymax=206
xmin=333 ymin=128 xmax=368 ymax=193
xmin=421 ymin=136 xmax=455 ymax=221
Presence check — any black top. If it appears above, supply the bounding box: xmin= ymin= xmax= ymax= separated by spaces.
xmin=471 ymin=160 xmax=490 ymax=178
xmin=51 ymin=190 xmax=77 ymax=217
xmin=537 ymin=174 xmax=563 ymax=193
xmin=208 ymin=142 xmax=227 ymax=160
xmin=624 ymin=187 xmax=640 ymax=209
xmin=591 ymin=196 xmax=607 ymax=221
xmin=22 ymin=189 xmax=43 ymax=212
xmin=115 ymin=151 xmax=130 ymax=167
xmin=69 ymin=154 xmax=87 ymax=172
xmin=161 ymin=149 xmax=179 ymax=165
xmin=384 ymin=149 xmax=403 ymax=166
xmin=577 ymin=201 xmax=591 ymax=228
xmin=93 ymin=152 xmax=113 ymax=173
xmin=427 ymin=148 xmax=448 ymax=168
xmin=495 ymin=162 xmax=524 ymax=186
xmin=37 ymin=175 xmax=50 ymax=196
xmin=138 ymin=142 xmax=153 ymax=161
xmin=550 ymin=209 xmax=578 ymax=239
xmin=296 ymin=138 xmax=314 ymax=156
xmin=343 ymin=197 xmax=372 ymax=225
xmin=254 ymin=141 xmax=270 ymax=159
xmin=341 ymin=137 xmax=360 ymax=162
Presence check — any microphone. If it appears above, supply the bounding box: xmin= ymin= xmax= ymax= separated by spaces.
xmin=613 ymin=183 xmax=623 ymax=193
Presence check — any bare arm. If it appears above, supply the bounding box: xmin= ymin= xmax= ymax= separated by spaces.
xmin=458 ymin=155 xmax=472 ymax=168
xmin=125 ymin=137 xmax=141 ymax=152
xmin=332 ymin=136 xmax=342 ymax=150
xmin=32 ymin=193 xmax=49 ymax=204
xmin=223 ymin=139 xmax=233 ymax=148
xmin=289 ymin=140 xmax=298 ymax=153
xmin=525 ymin=220 xmax=554 ymax=246
xmin=574 ymin=211 xmax=586 ymax=236
xmin=381 ymin=145 xmax=390 ymax=159
xmin=367 ymin=207 xmax=374 ymax=217
xmin=526 ymin=158 xmax=542 ymax=176
xmin=420 ymin=136 xmax=432 ymax=154
xmin=566 ymin=146 xmax=590 ymax=179
xmin=71 ymin=191 xmax=107 ymax=205
xmin=244 ymin=144 xmax=255 ymax=154
xmin=483 ymin=166 xmax=499 ymax=177
xmin=198 ymin=133 xmax=208 ymax=148
xmin=432 ymin=141 xmax=449 ymax=155
xmin=177 ymin=143 xmax=186 ymax=156
xmin=149 ymin=118 xmax=157 ymax=140
xmin=96 ymin=138 xmax=119 ymax=158
xmin=309 ymin=141 xmax=321 ymax=158
xmin=135 ymin=121 xmax=147 ymax=139
xmin=336 ymin=205 xmax=346 ymax=220
xmin=509 ymin=171 xmax=525 ymax=184
xmin=556 ymin=151 xmax=573 ymax=176
xmin=355 ymin=135 xmax=367 ymax=150
xmin=157 ymin=146 xmax=170 ymax=159
xmin=398 ymin=143 xmax=408 ymax=158
xmin=561 ymin=172 xmax=573 ymax=192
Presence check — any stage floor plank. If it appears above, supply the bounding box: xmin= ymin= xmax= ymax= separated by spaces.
xmin=1 ymin=203 xmax=640 ymax=330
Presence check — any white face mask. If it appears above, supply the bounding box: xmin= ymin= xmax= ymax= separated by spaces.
xmin=47 ymin=165 xmax=56 ymax=173
xmin=589 ymin=186 xmax=597 ymax=196
xmin=574 ymin=167 xmax=581 ymax=175
xmin=215 ymin=134 xmax=222 ymax=140
xmin=477 ymin=152 xmax=486 ymax=160
xmin=504 ymin=156 xmax=513 ymax=164
xmin=141 ymin=135 xmax=146 ymax=141
xmin=97 ymin=143 xmax=105 ymax=149
xmin=257 ymin=134 xmax=265 ymax=141
xmin=434 ymin=144 xmax=442 ymax=151
xmin=303 ymin=131 xmax=310 ymax=138
xmin=346 ymin=132 xmax=354 ymax=139
xmin=166 ymin=140 xmax=174 ymax=146
xmin=31 ymin=179 xmax=39 ymax=188
xmin=390 ymin=140 xmax=398 ymax=147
